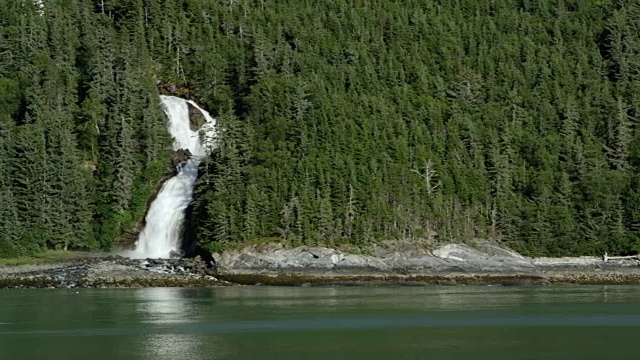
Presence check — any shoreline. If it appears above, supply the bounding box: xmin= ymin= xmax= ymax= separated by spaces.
xmin=4 ymin=267 xmax=640 ymax=288
xmin=217 ymin=272 xmax=640 ymax=286
xmin=1 ymin=241 xmax=640 ymax=288
xmin=0 ymin=257 xmax=225 ymax=289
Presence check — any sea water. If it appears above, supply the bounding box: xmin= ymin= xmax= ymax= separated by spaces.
xmin=1 ymin=286 xmax=639 ymax=359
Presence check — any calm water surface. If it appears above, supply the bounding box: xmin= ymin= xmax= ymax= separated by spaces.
xmin=1 ymin=285 xmax=639 ymax=359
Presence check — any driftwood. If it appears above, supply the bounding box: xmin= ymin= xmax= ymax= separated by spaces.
xmin=603 ymin=252 xmax=640 ymax=262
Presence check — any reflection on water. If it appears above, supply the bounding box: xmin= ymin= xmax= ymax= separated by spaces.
xmin=209 ymin=286 xmax=538 ymax=312
xmin=136 ymin=288 xmax=193 ymax=324
xmin=198 ymin=286 xmax=640 ymax=322
xmin=134 ymin=288 xmax=225 ymax=360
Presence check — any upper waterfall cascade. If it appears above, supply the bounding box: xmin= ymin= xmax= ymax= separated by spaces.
xmin=127 ymin=95 xmax=216 ymax=259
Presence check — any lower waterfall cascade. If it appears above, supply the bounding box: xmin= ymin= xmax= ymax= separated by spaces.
xmin=127 ymin=95 xmax=216 ymax=259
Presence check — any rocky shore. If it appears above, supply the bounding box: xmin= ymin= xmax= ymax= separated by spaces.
xmin=2 ymin=240 xmax=640 ymax=288
xmin=213 ymin=240 xmax=640 ymax=286
xmin=0 ymin=257 xmax=225 ymax=289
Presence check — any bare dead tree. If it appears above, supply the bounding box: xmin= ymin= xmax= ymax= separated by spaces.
xmin=411 ymin=159 xmax=439 ymax=196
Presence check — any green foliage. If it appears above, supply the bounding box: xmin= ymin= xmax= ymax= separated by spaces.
xmin=2 ymin=0 xmax=640 ymax=258
xmin=0 ymin=0 xmax=170 ymax=256
xmin=184 ymin=0 xmax=640 ymax=257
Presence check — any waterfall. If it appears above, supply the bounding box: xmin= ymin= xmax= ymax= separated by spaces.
xmin=128 ymin=96 xmax=216 ymax=259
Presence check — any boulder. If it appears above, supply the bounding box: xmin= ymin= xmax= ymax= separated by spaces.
xmin=171 ymin=149 xmax=192 ymax=169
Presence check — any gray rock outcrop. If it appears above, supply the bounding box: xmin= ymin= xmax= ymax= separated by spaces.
xmin=214 ymin=240 xmax=538 ymax=277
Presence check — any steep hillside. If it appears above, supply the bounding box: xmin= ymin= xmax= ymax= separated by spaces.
xmin=1 ymin=0 xmax=639 ymax=258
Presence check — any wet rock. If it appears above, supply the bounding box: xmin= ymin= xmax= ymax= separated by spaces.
xmin=187 ymin=102 xmax=206 ymax=131
xmin=171 ymin=149 xmax=192 ymax=169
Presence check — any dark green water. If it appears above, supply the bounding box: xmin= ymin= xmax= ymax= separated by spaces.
xmin=1 ymin=286 xmax=639 ymax=359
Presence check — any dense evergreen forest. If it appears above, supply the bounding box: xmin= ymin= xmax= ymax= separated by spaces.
xmin=1 ymin=0 xmax=639 ymax=258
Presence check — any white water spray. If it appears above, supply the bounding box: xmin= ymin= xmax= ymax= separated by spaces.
xmin=128 ymin=96 xmax=216 ymax=259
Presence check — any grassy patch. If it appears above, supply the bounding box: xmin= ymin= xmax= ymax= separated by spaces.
xmin=0 ymin=250 xmax=94 ymax=266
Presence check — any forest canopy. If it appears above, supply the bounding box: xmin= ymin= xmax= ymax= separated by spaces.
xmin=1 ymin=0 xmax=639 ymax=258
